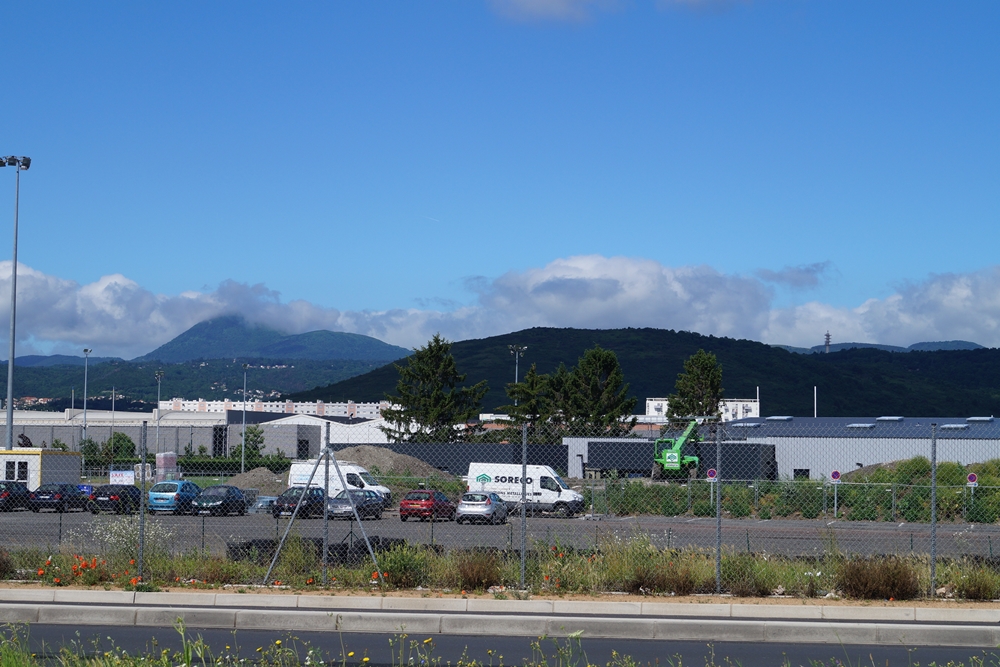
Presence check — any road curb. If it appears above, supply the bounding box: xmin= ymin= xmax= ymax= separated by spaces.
xmin=0 ymin=589 xmax=998 ymax=624
xmin=1 ymin=602 xmax=999 ymax=647
xmin=3 ymin=588 xmax=1000 ymax=647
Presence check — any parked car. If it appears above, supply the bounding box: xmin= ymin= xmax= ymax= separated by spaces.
xmin=272 ymin=486 xmax=326 ymax=518
xmin=29 ymin=483 xmax=89 ymax=513
xmin=456 ymin=492 xmax=509 ymax=525
xmin=148 ymin=481 xmax=202 ymax=514
xmin=248 ymin=495 xmax=277 ymax=514
xmin=191 ymin=485 xmax=247 ymax=516
xmin=0 ymin=481 xmax=30 ymax=511
xmin=89 ymin=484 xmax=142 ymax=514
xmin=399 ymin=489 xmax=456 ymax=522
xmin=326 ymin=489 xmax=384 ymax=520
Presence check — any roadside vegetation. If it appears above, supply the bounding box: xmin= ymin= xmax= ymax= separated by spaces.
xmin=584 ymin=456 xmax=1000 ymax=524
xmin=3 ymin=520 xmax=1000 ymax=601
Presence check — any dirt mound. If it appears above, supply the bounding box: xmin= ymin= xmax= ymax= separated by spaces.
xmin=333 ymin=445 xmax=452 ymax=479
xmin=226 ymin=467 xmax=288 ymax=496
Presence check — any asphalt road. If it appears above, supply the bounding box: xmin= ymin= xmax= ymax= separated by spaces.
xmin=3 ymin=508 xmax=999 ymax=559
xmin=16 ymin=624 xmax=999 ymax=666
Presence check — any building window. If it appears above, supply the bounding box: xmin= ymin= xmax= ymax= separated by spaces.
xmin=297 ymin=439 xmax=310 ymax=459
xmin=793 ymin=469 xmax=810 ymax=480
xmin=5 ymin=462 xmax=14 ymax=480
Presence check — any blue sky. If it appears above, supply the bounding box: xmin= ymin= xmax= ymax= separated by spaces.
xmin=1 ymin=0 xmax=998 ymax=358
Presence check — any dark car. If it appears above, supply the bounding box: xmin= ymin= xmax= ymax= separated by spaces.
xmin=273 ymin=486 xmax=326 ymax=518
xmin=0 ymin=481 xmax=30 ymax=511
xmin=326 ymin=489 xmax=384 ymax=520
xmin=399 ymin=489 xmax=456 ymax=522
xmin=89 ymin=484 xmax=142 ymax=514
xmin=192 ymin=485 xmax=247 ymax=516
xmin=29 ymin=483 xmax=89 ymax=513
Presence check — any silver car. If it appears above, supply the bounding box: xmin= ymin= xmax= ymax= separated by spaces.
xmin=456 ymin=492 xmax=508 ymax=525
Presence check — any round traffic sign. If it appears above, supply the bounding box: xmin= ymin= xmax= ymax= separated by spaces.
xmin=706 ymin=468 xmax=717 ymax=480
xmin=830 ymin=470 xmax=841 ymax=481
xmin=968 ymin=472 xmax=978 ymax=484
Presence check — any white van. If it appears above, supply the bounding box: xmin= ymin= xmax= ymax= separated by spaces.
xmin=465 ymin=463 xmax=584 ymax=517
xmin=287 ymin=458 xmax=392 ymax=508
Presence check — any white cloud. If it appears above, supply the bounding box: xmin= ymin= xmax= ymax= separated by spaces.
xmin=489 ymin=0 xmax=621 ymax=22
xmin=0 ymin=257 xmax=997 ymax=359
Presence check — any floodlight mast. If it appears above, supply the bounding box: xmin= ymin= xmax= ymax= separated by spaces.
xmin=508 ymin=344 xmax=526 ymax=406
xmin=1 ymin=156 xmax=30 ymax=450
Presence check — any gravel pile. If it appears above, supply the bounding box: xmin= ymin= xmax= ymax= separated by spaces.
xmin=226 ymin=467 xmax=288 ymax=496
xmin=332 ymin=445 xmax=452 ymax=479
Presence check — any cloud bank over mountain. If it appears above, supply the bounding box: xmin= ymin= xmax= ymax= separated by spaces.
xmin=0 ymin=257 xmax=996 ymax=359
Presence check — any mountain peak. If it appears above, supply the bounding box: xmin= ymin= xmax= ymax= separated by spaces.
xmin=135 ymin=316 xmax=408 ymax=363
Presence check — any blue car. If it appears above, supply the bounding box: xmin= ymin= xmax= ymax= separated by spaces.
xmin=148 ymin=480 xmax=201 ymax=514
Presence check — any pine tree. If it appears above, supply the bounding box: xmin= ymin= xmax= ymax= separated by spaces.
xmin=667 ymin=349 xmax=724 ymax=419
xmin=380 ymin=334 xmax=489 ymax=442
xmin=567 ymin=345 xmax=637 ymax=434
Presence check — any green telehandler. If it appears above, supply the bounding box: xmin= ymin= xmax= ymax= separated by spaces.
xmin=652 ymin=419 xmax=700 ymax=480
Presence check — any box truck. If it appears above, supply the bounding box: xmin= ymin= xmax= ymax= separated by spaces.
xmin=465 ymin=463 xmax=584 ymax=517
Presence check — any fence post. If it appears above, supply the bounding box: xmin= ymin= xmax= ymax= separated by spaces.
xmin=715 ymin=423 xmax=722 ymax=595
xmin=520 ymin=422 xmax=527 ymax=589
xmin=323 ymin=422 xmax=330 ymax=587
xmin=930 ymin=423 xmax=938 ymax=596
xmin=138 ymin=421 xmax=147 ymax=582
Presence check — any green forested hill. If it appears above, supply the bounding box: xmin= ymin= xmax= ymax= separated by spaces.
xmin=285 ymin=328 xmax=1000 ymax=417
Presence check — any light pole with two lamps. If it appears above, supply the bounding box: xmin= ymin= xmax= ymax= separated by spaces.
xmin=154 ymin=370 xmax=164 ymax=455
xmin=508 ymin=344 xmax=527 ymax=405
xmin=2 ymin=156 xmax=30 ymax=450
xmin=82 ymin=348 xmax=92 ymax=443
xmin=241 ymin=363 xmax=249 ymax=474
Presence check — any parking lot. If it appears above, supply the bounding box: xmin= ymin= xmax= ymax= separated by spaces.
xmin=3 ymin=505 xmax=999 ymax=559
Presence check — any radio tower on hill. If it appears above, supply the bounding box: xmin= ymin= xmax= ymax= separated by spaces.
xmin=824 ymin=331 xmax=831 ymax=354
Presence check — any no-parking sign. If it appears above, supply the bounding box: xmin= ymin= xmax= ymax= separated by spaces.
xmin=830 ymin=470 xmax=841 ymax=484
xmin=706 ymin=468 xmax=717 ymax=482
xmin=968 ymin=473 xmax=979 ymax=488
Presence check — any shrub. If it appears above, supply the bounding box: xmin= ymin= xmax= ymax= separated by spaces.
xmin=0 ymin=550 xmax=13 ymax=579
xmin=692 ymin=500 xmax=714 ymax=517
xmin=723 ymin=486 xmax=752 ymax=518
xmin=721 ymin=552 xmax=775 ymax=597
xmin=955 ymin=566 xmax=1000 ymax=601
xmin=837 ymin=556 xmax=920 ymax=600
xmin=454 ymin=549 xmax=501 ymax=591
xmin=381 ymin=544 xmax=429 ymax=589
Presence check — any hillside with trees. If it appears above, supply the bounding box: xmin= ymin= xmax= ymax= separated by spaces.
xmin=287 ymin=327 xmax=1000 ymax=417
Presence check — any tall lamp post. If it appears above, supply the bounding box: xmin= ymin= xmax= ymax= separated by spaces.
xmin=82 ymin=348 xmax=92 ymax=443
xmin=2 ymin=156 xmax=30 ymax=450
xmin=241 ymin=363 xmax=249 ymax=474
xmin=508 ymin=344 xmax=527 ymax=406
xmin=154 ymin=370 xmax=163 ymax=455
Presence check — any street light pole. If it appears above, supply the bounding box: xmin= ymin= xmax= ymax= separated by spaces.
xmin=241 ymin=363 xmax=249 ymax=474
xmin=508 ymin=344 xmax=527 ymax=406
xmin=154 ymin=370 xmax=163 ymax=455
xmin=2 ymin=156 xmax=30 ymax=450
xmin=82 ymin=348 xmax=91 ymax=444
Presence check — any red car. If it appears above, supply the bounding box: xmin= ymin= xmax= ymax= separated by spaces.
xmin=399 ymin=489 xmax=456 ymax=522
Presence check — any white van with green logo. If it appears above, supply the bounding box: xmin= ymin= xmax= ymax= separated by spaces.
xmin=465 ymin=463 xmax=584 ymax=517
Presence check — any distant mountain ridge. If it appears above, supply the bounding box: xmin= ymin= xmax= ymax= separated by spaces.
xmin=774 ymin=340 xmax=984 ymax=354
xmin=134 ymin=316 xmax=410 ymax=363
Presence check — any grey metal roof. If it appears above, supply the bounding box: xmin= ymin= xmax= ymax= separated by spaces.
xmin=726 ymin=416 xmax=999 ymax=439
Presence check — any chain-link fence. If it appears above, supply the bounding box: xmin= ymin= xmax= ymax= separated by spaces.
xmin=3 ymin=416 xmax=999 ymax=597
